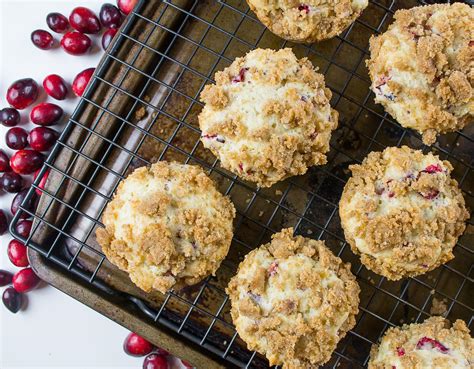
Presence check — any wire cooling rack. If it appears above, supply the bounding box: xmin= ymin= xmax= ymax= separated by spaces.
xmin=11 ymin=0 xmax=473 ymax=368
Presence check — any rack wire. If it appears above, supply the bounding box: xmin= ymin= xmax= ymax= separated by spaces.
xmin=11 ymin=0 xmax=473 ymax=368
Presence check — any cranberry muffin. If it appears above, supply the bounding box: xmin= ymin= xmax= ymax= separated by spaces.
xmin=96 ymin=161 xmax=235 ymax=293
xmin=227 ymin=228 xmax=360 ymax=368
xmin=246 ymin=0 xmax=368 ymax=43
xmin=369 ymin=316 xmax=473 ymax=369
xmin=199 ymin=48 xmax=338 ymax=187
xmin=367 ymin=4 xmax=473 ymax=145
xmin=339 ymin=146 xmax=469 ymax=280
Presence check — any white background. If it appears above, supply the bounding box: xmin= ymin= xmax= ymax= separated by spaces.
xmin=0 ymin=1 xmax=182 ymax=368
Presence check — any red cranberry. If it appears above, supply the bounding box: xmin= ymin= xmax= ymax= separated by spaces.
xmin=416 ymin=337 xmax=449 ymax=353
xmin=72 ymin=68 xmax=95 ymax=96
xmin=6 ymin=127 xmax=28 ymax=150
xmin=1 ymin=172 xmax=23 ymax=193
xmin=421 ymin=189 xmax=439 ymax=200
xmin=0 ymin=270 xmax=14 ymax=287
xmin=34 ymin=169 xmax=50 ymax=196
xmin=102 ymin=28 xmax=118 ymax=50
xmin=6 ymin=78 xmax=39 ymax=110
xmin=181 ymin=360 xmax=193 ymax=368
xmin=15 ymin=219 xmax=32 ymax=238
xmin=31 ymin=30 xmax=54 ymax=50
xmin=2 ymin=287 xmax=23 ymax=313
xmin=69 ymin=7 xmax=101 ymax=34
xmin=143 ymin=353 xmax=168 ymax=369
xmin=298 ymin=4 xmax=310 ymax=13
xmin=30 ymin=103 xmax=63 ymax=126
xmin=10 ymin=150 xmax=44 ymax=175
xmin=124 ymin=333 xmax=154 ymax=357
xmin=43 ymin=74 xmax=68 ymax=100
xmin=232 ymin=68 xmax=248 ymax=83
xmin=29 ymin=127 xmax=58 ymax=152
xmin=11 ymin=189 xmax=38 ymax=218
xmin=117 ymin=0 xmax=138 ymax=15
xmin=8 ymin=240 xmax=29 ymax=267
xmin=422 ymin=164 xmax=442 ymax=174
xmin=13 ymin=268 xmax=40 ymax=293
xmin=396 ymin=347 xmax=405 ymax=356
xmin=100 ymin=4 xmax=122 ymax=28
xmin=0 ymin=210 xmax=8 ymax=235
xmin=47 ymin=12 xmax=69 ymax=33
xmin=0 ymin=150 xmax=11 ymax=172
xmin=60 ymin=31 xmax=91 ymax=55
xmin=0 ymin=107 xmax=21 ymax=127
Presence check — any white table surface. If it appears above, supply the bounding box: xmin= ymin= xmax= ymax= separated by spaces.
xmin=0 ymin=1 xmax=182 ymax=368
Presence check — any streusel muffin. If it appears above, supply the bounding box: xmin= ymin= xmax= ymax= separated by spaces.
xmin=339 ymin=146 xmax=469 ymax=280
xmin=199 ymin=48 xmax=338 ymax=187
xmin=226 ymin=228 xmax=360 ymax=368
xmin=369 ymin=316 xmax=473 ymax=369
xmin=96 ymin=161 xmax=235 ymax=293
xmin=246 ymin=0 xmax=368 ymax=43
xmin=367 ymin=3 xmax=473 ymax=145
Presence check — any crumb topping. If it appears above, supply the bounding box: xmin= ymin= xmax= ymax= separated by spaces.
xmin=227 ymin=228 xmax=360 ymax=368
xmin=369 ymin=316 xmax=473 ymax=369
xmin=339 ymin=146 xmax=469 ymax=280
xmin=367 ymin=3 xmax=474 ymax=145
xmin=199 ymin=48 xmax=338 ymax=187
xmin=96 ymin=161 xmax=235 ymax=293
xmin=247 ymin=0 xmax=368 ymax=43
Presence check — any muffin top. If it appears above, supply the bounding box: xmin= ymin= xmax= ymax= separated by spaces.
xmin=199 ymin=48 xmax=338 ymax=187
xmin=227 ymin=228 xmax=360 ymax=368
xmin=339 ymin=146 xmax=469 ymax=280
xmin=369 ymin=316 xmax=473 ymax=369
xmin=367 ymin=3 xmax=473 ymax=145
xmin=246 ymin=0 xmax=368 ymax=43
xmin=96 ymin=161 xmax=235 ymax=293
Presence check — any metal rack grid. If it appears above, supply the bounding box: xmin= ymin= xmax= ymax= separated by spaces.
xmin=11 ymin=0 xmax=473 ymax=368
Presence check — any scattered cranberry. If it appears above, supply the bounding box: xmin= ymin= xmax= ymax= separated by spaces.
xmin=0 ymin=107 xmax=21 ymax=127
xmin=396 ymin=347 xmax=405 ymax=356
xmin=0 ymin=210 xmax=7 ymax=235
xmin=420 ymin=189 xmax=439 ymax=200
xmin=1 ymin=172 xmax=23 ymax=193
xmin=416 ymin=337 xmax=449 ymax=353
xmin=0 ymin=150 xmax=11 ymax=172
xmin=60 ymin=31 xmax=91 ymax=55
xmin=69 ymin=7 xmax=101 ymax=34
xmin=143 ymin=353 xmax=168 ymax=369
xmin=13 ymin=268 xmax=40 ymax=293
xmin=29 ymin=127 xmax=58 ymax=152
xmin=124 ymin=333 xmax=154 ymax=357
xmin=102 ymin=28 xmax=118 ymax=50
xmin=181 ymin=360 xmax=193 ymax=368
xmin=117 ymin=0 xmax=138 ymax=15
xmin=43 ymin=74 xmax=68 ymax=100
xmin=6 ymin=78 xmax=39 ymax=110
xmin=6 ymin=127 xmax=28 ymax=150
xmin=47 ymin=12 xmax=69 ymax=33
xmin=2 ymin=287 xmax=23 ymax=314
xmin=422 ymin=164 xmax=442 ymax=174
xmin=298 ymin=4 xmax=310 ymax=13
xmin=72 ymin=68 xmax=95 ymax=96
xmin=30 ymin=103 xmax=63 ymax=126
xmin=10 ymin=150 xmax=44 ymax=175
xmin=34 ymin=169 xmax=50 ymax=196
xmin=11 ymin=189 xmax=38 ymax=219
xmin=100 ymin=4 xmax=122 ymax=28
xmin=0 ymin=270 xmax=14 ymax=287
xmin=15 ymin=219 xmax=32 ymax=238
xmin=31 ymin=30 xmax=54 ymax=50
xmin=232 ymin=68 xmax=248 ymax=83
xmin=8 ymin=240 xmax=29 ymax=267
